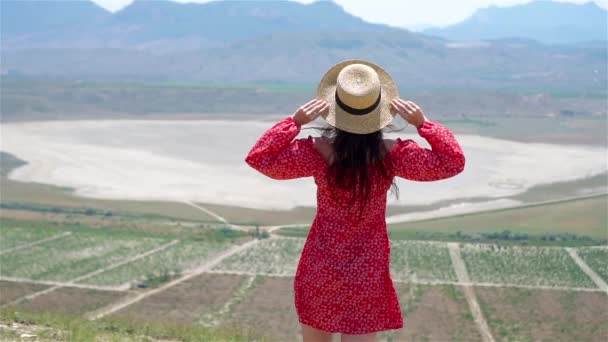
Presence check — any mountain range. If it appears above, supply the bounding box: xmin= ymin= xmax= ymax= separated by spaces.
xmin=0 ymin=0 xmax=606 ymax=93
xmin=2 ymin=0 xmax=386 ymax=51
xmin=424 ymin=1 xmax=607 ymax=44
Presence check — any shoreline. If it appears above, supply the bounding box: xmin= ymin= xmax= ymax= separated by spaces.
xmin=1 ymin=118 xmax=606 ymax=222
xmin=2 ymin=113 xmax=606 ymax=148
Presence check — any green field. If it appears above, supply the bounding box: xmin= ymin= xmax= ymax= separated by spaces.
xmin=390 ymin=241 xmax=457 ymax=282
xmin=212 ymin=238 xmax=304 ymax=275
xmin=0 ymin=229 xmax=167 ymax=282
xmin=460 ymin=244 xmax=596 ymax=288
xmin=1 ymin=218 xmax=607 ymax=341
xmin=81 ymin=239 xmax=232 ymax=287
xmin=277 ymin=195 xmax=607 ymax=246
xmin=387 ymin=194 xmax=608 ymax=240
xmin=0 ymin=225 xmax=65 ymax=251
xmin=576 ymin=247 xmax=608 ymax=283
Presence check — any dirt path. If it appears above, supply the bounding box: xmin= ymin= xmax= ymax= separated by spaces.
xmin=1 ymin=239 xmax=180 ymax=307
xmin=87 ymin=237 xmax=262 ymax=320
xmin=448 ymin=242 xmax=495 ymax=342
xmin=565 ymin=247 xmax=608 ymax=294
xmin=0 ymin=231 xmax=72 ymax=255
xmin=182 ymin=201 xmax=252 ymax=232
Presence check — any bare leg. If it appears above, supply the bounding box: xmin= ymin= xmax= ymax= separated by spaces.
xmin=300 ymin=323 xmax=334 ymax=342
xmin=341 ymin=332 xmax=377 ymax=342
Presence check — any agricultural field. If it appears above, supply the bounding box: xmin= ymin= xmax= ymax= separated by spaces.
xmin=460 ymin=244 xmax=597 ymax=288
xmin=388 ymin=194 xmax=608 ymax=240
xmin=211 ymin=237 xmax=459 ymax=282
xmin=476 ymin=287 xmax=608 ymax=342
xmin=1 ymin=208 xmax=607 ymax=342
xmin=220 ymin=276 xmax=299 ymax=341
xmin=0 ymin=225 xmax=66 ymax=251
xmin=212 ymin=237 xmax=304 ymax=275
xmin=10 ymin=287 xmax=129 ymax=317
xmin=386 ymin=284 xmax=482 ymax=342
xmin=0 ymin=230 xmax=167 ymax=282
xmin=0 ymin=280 xmax=49 ymax=305
xmin=112 ymin=273 xmax=251 ymax=324
xmin=389 ymin=240 xmax=457 ymax=282
xmin=80 ymin=239 xmax=234 ymax=287
xmin=576 ymin=247 xmax=608 ymax=283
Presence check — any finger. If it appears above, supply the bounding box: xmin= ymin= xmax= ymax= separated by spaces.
xmin=311 ymin=103 xmax=329 ymax=119
xmin=402 ymin=101 xmax=417 ymax=113
xmin=392 ymin=100 xmax=411 ymax=114
xmin=318 ymin=103 xmax=330 ymax=116
xmin=309 ymin=101 xmax=327 ymax=114
xmin=397 ymin=99 xmax=413 ymax=111
xmin=297 ymin=100 xmax=317 ymax=113
xmin=302 ymin=99 xmax=321 ymax=111
xmin=405 ymin=101 xmax=419 ymax=110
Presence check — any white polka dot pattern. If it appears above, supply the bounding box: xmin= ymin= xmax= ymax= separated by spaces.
xmin=245 ymin=115 xmax=465 ymax=334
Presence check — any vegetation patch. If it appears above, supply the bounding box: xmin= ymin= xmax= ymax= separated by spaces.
xmin=476 ymin=287 xmax=608 ymax=342
xmin=576 ymin=247 xmax=608 ymax=283
xmin=390 ymin=240 xmax=457 ymax=282
xmin=212 ymin=238 xmax=304 ymax=275
xmin=461 ymin=244 xmax=596 ymax=288
xmin=0 ymin=231 xmax=168 ymax=282
xmin=81 ymin=239 xmax=232 ymax=288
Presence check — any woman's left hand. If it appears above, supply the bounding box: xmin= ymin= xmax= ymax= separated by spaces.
xmin=292 ymin=99 xmax=329 ymax=126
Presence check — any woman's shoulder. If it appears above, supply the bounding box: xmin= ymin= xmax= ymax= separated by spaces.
xmin=313 ymin=136 xmax=333 ymax=163
xmin=383 ymin=138 xmax=397 ymax=151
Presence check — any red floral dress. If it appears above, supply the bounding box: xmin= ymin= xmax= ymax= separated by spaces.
xmin=245 ymin=115 xmax=465 ymax=334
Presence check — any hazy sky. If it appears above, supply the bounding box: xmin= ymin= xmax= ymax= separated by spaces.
xmin=92 ymin=0 xmax=608 ymax=28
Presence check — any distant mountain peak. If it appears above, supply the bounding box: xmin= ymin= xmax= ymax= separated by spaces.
xmin=424 ymin=0 xmax=607 ymax=44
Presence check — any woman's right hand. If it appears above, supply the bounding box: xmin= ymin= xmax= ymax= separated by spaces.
xmin=292 ymin=99 xmax=329 ymax=126
xmin=391 ymin=98 xmax=429 ymax=128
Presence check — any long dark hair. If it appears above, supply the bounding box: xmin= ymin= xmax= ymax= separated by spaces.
xmin=305 ymin=122 xmax=403 ymax=219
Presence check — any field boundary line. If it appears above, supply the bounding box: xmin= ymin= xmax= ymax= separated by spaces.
xmin=87 ymin=237 xmax=262 ymax=320
xmin=0 ymin=231 xmax=72 ymax=255
xmin=448 ymin=242 xmax=495 ymax=342
xmin=205 ymin=270 xmax=294 ymax=278
xmin=265 ymin=224 xmax=309 ymax=233
xmin=204 ymin=270 xmax=606 ymax=293
xmin=273 ymin=235 xmax=608 ymax=250
xmin=0 ymin=239 xmax=180 ymax=307
xmin=0 ymin=276 xmax=128 ymax=292
xmin=565 ymin=247 xmax=608 ymax=294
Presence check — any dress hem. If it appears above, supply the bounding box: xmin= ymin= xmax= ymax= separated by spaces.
xmin=297 ymin=315 xmax=404 ymax=335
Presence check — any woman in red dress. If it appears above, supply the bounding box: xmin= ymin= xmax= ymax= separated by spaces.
xmin=245 ymin=60 xmax=465 ymax=342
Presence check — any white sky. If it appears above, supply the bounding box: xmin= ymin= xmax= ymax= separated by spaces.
xmin=91 ymin=0 xmax=608 ymax=28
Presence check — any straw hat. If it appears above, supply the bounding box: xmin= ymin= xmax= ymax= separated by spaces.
xmin=316 ymin=59 xmax=399 ymax=134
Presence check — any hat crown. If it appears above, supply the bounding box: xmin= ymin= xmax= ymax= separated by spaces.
xmin=336 ymin=64 xmax=381 ymax=110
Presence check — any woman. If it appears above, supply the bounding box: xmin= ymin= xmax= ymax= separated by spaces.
xmin=245 ymin=60 xmax=465 ymax=342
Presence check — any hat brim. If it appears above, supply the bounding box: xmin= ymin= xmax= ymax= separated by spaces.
xmin=316 ymin=59 xmax=399 ymax=134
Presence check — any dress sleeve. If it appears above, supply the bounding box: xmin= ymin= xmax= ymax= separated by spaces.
xmin=388 ymin=120 xmax=465 ymax=181
xmin=245 ymin=116 xmax=322 ymax=180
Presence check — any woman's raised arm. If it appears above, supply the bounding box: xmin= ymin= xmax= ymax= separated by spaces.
xmin=244 ymin=99 xmax=329 ymax=180
xmin=388 ymin=99 xmax=465 ymax=181
xmin=388 ymin=121 xmax=465 ymax=181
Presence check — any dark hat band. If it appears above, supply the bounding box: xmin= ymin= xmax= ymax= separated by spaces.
xmin=335 ymin=90 xmax=381 ymax=116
